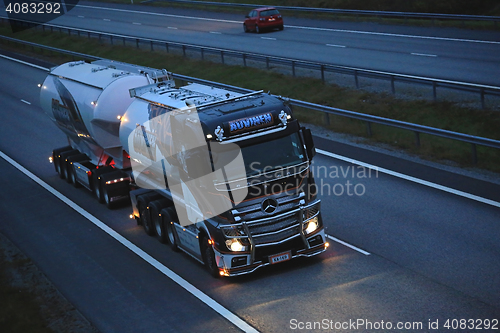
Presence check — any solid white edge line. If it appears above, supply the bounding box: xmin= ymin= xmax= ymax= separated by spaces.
xmin=317 ymin=149 xmax=500 ymax=209
xmin=326 ymin=235 xmax=370 ymax=255
xmin=0 ymin=151 xmax=259 ymax=333
xmin=21 ymin=99 xmax=31 ymax=105
xmin=0 ymin=54 xmax=49 ymax=71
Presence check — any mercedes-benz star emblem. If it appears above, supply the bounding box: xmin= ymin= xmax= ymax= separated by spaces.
xmin=261 ymin=198 xmax=279 ymax=215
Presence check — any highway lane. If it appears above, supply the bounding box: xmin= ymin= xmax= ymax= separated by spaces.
xmin=3 ymin=0 xmax=499 ymax=85
xmin=0 ymin=56 xmax=499 ymax=332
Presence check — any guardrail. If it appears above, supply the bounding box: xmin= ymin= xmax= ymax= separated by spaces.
xmin=1 ymin=34 xmax=499 ymax=165
xmin=155 ymin=0 xmax=500 ymax=24
xmin=2 ymin=18 xmax=500 ymax=110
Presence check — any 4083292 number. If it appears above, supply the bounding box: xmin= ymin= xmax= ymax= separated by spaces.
xmin=5 ymin=2 xmax=61 ymax=14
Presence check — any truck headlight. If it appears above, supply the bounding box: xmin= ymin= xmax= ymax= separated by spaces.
xmin=225 ymin=239 xmax=247 ymax=252
xmin=305 ymin=216 xmax=319 ymax=235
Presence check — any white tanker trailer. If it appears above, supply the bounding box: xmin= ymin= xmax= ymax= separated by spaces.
xmin=41 ymin=59 xmax=328 ymax=277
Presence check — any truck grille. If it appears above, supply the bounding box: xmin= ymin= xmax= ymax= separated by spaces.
xmin=222 ymin=192 xmax=317 ymax=246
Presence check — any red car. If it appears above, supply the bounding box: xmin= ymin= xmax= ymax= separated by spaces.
xmin=244 ymin=7 xmax=284 ymax=33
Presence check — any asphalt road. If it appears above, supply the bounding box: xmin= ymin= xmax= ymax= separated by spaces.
xmin=0 ymin=53 xmax=499 ymax=332
xmin=2 ymin=1 xmax=499 ymax=86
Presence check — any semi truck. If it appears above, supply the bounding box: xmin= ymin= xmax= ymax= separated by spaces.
xmin=40 ymin=59 xmax=328 ymax=277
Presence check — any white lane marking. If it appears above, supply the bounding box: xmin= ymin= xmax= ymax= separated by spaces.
xmin=317 ymin=149 xmax=500 ymax=209
xmin=132 ymin=22 xmax=142 ymax=25
xmin=411 ymin=52 xmax=437 ymax=57
xmin=326 ymin=44 xmax=346 ymax=48
xmin=0 ymin=150 xmax=259 ymax=333
xmin=0 ymin=54 xmax=49 ymax=71
xmin=210 ymin=31 xmax=222 ymax=34
xmin=103 ymin=18 xmax=111 ymax=21
xmin=74 ymin=4 xmax=500 ymax=45
xmin=326 ymin=235 xmax=370 ymax=255
xmin=261 ymin=37 xmax=276 ymax=40
xmin=21 ymin=99 xmax=31 ymax=105
xmin=2 ymin=56 xmax=498 ymax=210
xmin=291 ymin=25 xmax=500 ymax=45
xmin=78 ymin=15 xmax=85 ymax=18
xmin=168 ymin=26 xmax=178 ymax=30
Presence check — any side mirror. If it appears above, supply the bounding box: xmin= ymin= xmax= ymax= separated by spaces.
xmin=245 ymin=15 xmax=250 ymax=18
xmin=302 ymin=128 xmax=316 ymax=160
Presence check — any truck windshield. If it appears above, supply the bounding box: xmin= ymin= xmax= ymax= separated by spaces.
xmin=242 ymin=132 xmax=305 ymax=177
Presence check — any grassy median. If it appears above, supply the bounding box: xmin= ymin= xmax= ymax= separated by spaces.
xmin=1 ymin=23 xmax=499 ymax=173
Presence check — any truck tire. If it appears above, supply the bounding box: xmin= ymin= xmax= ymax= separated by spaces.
xmin=162 ymin=207 xmax=179 ymax=251
xmin=255 ymin=25 xmax=260 ymax=34
xmin=91 ymin=166 xmax=114 ymax=204
xmin=59 ymin=150 xmax=80 ymax=180
xmin=149 ymin=199 xmax=171 ymax=242
xmin=52 ymin=146 xmax=72 ymax=176
xmin=65 ymin=153 xmax=88 ymax=185
xmin=201 ymin=235 xmax=220 ymax=278
xmin=70 ymin=167 xmax=81 ymax=188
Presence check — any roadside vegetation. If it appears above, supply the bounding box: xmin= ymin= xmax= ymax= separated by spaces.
xmin=0 ymin=23 xmax=499 ymax=173
xmin=0 ymin=233 xmax=98 ymax=332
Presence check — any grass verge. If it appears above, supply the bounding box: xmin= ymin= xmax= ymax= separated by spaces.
xmin=1 ymin=23 xmax=499 ymax=173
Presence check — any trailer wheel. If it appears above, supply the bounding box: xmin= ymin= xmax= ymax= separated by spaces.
xmin=94 ymin=175 xmax=104 ymax=203
xmin=70 ymin=166 xmax=81 ymax=188
xmin=91 ymin=167 xmax=114 ymax=204
xmin=201 ymin=235 xmax=220 ymax=278
xmin=52 ymin=146 xmax=72 ymax=178
xmin=64 ymin=160 xmax=73 ymax=183
xmin=163 ymin=207 xmax=179 ymax=251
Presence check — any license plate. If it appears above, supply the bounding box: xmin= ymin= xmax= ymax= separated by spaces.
xmin=269 ymin=251 xmax=291 ymax=264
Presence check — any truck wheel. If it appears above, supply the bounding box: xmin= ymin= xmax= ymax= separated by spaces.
xmin=201 ymin=235 xmax=220 ymax=278
xmin=65 ymin=154 xmax=88 ymax=186
xmin=149 ymin=199 xmax=170 ymax=243
xmin=243 ymin=23 xmax=248 ymax=33
xmin=94 ymin=175 xmax=105 ymax=204
xmin=138 ymin=201 xmax=154 ymax=236
xmin=64 ymin=160 xmax=73 ymax=183
xmin=52 ymin=146 xmax=72 ymax=177
xmin=163 ymin=207 xmax=179 ymax=251
xmin=91 ymin=166 xmax=114 ymax=204
xmin=59 ymin=150 xmax=79 ymax=180
xmin=255 ymin=25 xmax=260 ymax=33
xmin=70 ymin=165 xmax=81 ymax=188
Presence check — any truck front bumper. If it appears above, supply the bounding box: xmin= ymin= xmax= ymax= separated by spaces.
xmin=216 ymin=229 xmax=328 ymax=277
